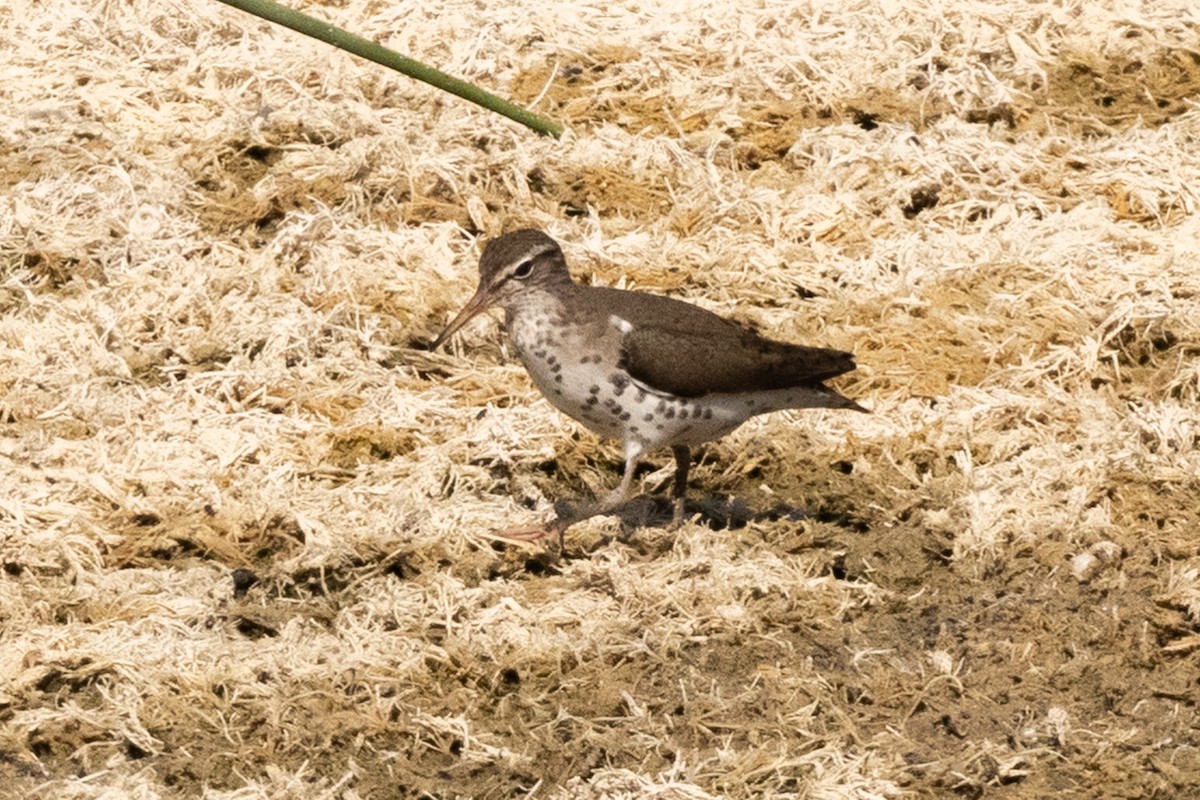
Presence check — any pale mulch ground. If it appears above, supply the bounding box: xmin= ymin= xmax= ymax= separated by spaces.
xmin=2 ymin=0 xmax=1200 ymax=797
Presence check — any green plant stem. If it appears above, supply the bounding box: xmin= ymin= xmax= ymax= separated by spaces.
xmin=215 ymin=0 xmax=563 ymax=138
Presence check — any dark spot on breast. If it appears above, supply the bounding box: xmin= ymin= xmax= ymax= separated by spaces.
xmin=589 ymin=385 xmax=601 ymax=395
xmin=619 ymin=411 xmax=631 ymax=421
xmin=678 ymin=409 xmax=689 ymax=420
xmin=635 ymin=389 xmax=646 ymax=402
xmin=643 ymin=413 xmax=654 ymax=422
xmin=586 ymin=396 xmax=598 ymax=407
xmin=609 ymin=373 xmax=629 ymax=396
xmin=665 ymin=408 xmax=676 ymax=419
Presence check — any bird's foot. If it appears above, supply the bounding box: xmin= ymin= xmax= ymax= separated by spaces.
xmin=490 ymin=523 xmax=558 ymax=542
xmin=491 ymin=514 xmax=573 ymax=547
xmin=490 ymin=491 xmax=683 ymax=549
xmin=490 ymin=497 xmax=630 ymax=549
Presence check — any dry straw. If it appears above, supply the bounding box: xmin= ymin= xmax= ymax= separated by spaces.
xmin=1 ymin=0 xmax=1199 ymax=797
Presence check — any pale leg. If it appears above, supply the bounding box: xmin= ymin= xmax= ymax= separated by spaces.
xmin=597 ymin=451 xmax=639 ymax=510
xmin=493 ymin=446 xmax=642 ymax=546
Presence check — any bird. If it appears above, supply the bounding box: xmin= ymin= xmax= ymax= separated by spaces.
xmin=431 ymin=228 xmax=866 ymax=541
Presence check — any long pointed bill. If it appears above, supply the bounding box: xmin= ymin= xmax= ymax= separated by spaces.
xmin=430 ymin=284 xmax=493 ymax=350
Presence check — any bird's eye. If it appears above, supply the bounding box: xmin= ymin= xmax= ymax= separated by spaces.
xmin=513 ymin=259 xmax=534 ymax=279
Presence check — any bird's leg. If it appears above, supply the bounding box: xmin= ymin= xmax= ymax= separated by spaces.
xmin=491 ymin=452 xmax=640 ymax=547
xmin=597 ymin=452 xmax=638 ymax=512
xmin=671 ymin=444 xmax=690 ymax=527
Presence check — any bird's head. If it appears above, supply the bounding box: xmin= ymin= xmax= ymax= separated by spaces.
xmin=431 ymin=229 xmax=572 ymax=349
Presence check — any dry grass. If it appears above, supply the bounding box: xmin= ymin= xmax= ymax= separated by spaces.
xmin=2 ymin=0 xmax=1200 ymax=797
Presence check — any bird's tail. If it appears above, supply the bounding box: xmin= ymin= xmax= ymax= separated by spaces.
xmin=820 ymin=386 xmax=870 ymax=413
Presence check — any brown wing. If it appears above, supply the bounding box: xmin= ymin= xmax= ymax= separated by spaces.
xmin=579 ymin=286 xmax=857 ymax=398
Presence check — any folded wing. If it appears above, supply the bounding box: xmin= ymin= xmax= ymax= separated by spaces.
xmin=583 ymin=287 xmax=857 ymax=398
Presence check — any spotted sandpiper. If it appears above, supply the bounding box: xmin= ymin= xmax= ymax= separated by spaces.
xmin=432 ymin=229 xmax=866 ymax=540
